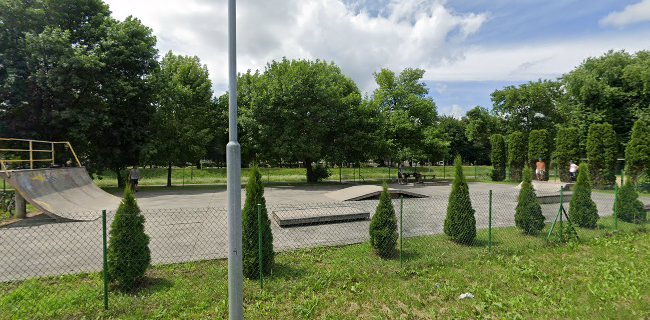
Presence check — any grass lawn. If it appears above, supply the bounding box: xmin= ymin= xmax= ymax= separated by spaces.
xmin=1 ymin=217 xmax=648 ymax=319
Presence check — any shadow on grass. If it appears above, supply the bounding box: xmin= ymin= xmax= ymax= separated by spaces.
xmin=111 ymin=276 xmax=173 ymax=296
xmin=271 ymin=262 xmax=307 ymax=280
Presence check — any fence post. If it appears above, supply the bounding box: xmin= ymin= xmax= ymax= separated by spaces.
xmin=443 ymin=161 xmax=446 ymax=180
xmin=399 ymin=195 xmax=403 ymax=268
xmin=102 ymin=209 xmax=109 ymax=310
xmin=257 ymin=204 xmax=263 ymax=289
xmin=474 ymin=162 xmax=477 ymax=180
xmin=29 ymin=141 xmax=33 ymax=169
xmin=488 ymin=190 xmax=492 ymax=251
xmin=559 ymin=188 xmax=564 ymax=240
xmin=613 ymin=184 xmax=618 ymax=231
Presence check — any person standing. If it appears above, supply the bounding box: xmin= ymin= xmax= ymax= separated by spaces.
xmin=397 ymin=163 xmax=403 ymax=184
xmin=535 ymin=158 xmax=546 ymax=181
xmin=129 ymin=165 xmax=141 ymax=191
xmin=569 ymin=161 xmax=578 ymax=182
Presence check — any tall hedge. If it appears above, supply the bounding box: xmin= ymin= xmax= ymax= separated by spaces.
xmin=508 ymin=131 xmax=527 ymax=182
xmin=615 ymin=179 xmax=647 ymax=224
xmin=555 ymin=127 xmax=581 ymax=182
xmin=515 ymin=166 xmax=545 ymax=234
xmin=569 ymin=163 xmax=599 ymax=228
xmin=625 ymin=117 xmax=650 ymax=182
xmin=528 ymin=129 xmax=552 ymax=181
xmin=369 ymin=184 xmax=398 ymax=258
xmin=490 ymin=134 xmax=507 ymax=181
xmin=444 ymin=155 xmax=476 ymax=244
xmin=586 ymin=123 xmax=617 ymax=187
xmin=242 ymin=166 xmax=274 ymax=279
xmin=107 ymin=188 xmax=150 ymax=291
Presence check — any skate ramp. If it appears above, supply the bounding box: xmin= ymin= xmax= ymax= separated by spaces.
xmin=325 ymin=185 xmax=428 ymax=201
xmin=0 ymin=167 xmax=120 ymax=221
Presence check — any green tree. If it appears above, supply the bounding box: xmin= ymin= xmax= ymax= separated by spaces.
xmin=569 ymin=163 xmax=599 ymax=228
xmin=90 ymin=17 xmax=158 ymax=187
xmin=444 ymin=155 xmax=476 ymax=244
xmin=107 ymin=188 xmax=150 ymax=291
xmin=242 ymin=166 xmax=274 ymax=279
xmin=464 ymin=106 xmax=500 ymax=164
xmin=370 ymin=68 xmax=438 ymax=163
xmin=369 ymin=184 xmax=398 ymax=258
xmin=146 ymin=51 xmax=214 ymax=187
xmin=554 ymin=127 xmax=581 ymax=182
xmin=515 ymin=167 xmax=545 ymax=234
xmin=491 ymin=80 xmax=563 ymax=133
xmin=615 ymin=179 xmax=647 ymax=224
xmin=562 ymin=50 xmax=650 ymax=147
xmin=586 ymin=123 xmax=617 ymax=187
xmin=490 ymin=134 xmax=507 ymax=181
xmin=238 ymin=59 xmax=365 ymax=182
xmin=438 ymin=116 xmax=473 ymax=163
xmin=625 ymin=117 xmax=650 ymax=182
xmin=508 ymin=131 xmax=527 ymax=182
xmin=528 ymin=129 xmax=552 ymax=181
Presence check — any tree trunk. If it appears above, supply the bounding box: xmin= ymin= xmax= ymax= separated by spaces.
xmin=167 ymin=162 xmax=172 ymax=187
xmin=116 ymin=168 xmax=125 ymax=189
xmin=305 ymin=159 xmax=316 ymax=183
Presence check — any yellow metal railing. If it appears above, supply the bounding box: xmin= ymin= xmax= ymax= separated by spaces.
xmin=0 ymin=138 xmax=81 ymax=174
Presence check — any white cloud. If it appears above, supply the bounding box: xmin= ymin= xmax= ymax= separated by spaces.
xmin=439 ymin=104 xmax=466 ymax=118
xmin=104 ymin=0 xmax=487 ymax=93
xmin=424 ymin=33 xmax=650 ymax=82
xmin=600 ymin=0 xmax=650 ymax=27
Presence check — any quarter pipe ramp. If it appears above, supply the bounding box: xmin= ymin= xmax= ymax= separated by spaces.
xmin=0 ymin=167 xmax=120 ymax=221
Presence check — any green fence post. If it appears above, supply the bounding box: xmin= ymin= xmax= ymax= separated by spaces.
xmin=388 ymin=164 xmax=391 ymax=183
xmin=555 ymin=165 xmax=558 ymax=182
xmin=267 ymin=166 xmax=270 ymax=184
xmin=443 ymin=162 xmax=446 ymax=180
xmin=474 ymin=162 xmax=478 ymax=180
xmin=614 ymin=184 xmax=619 ymax=231
xmin=102 ymin=209 xmax=109 ymax=310
xmin=182 ymin=167 xmax=185 ymax=186
xmin=559 ymin=188 xmax=564 ymax=240
xmin=339 ymin=164 xmax=342 ymax=184
xmin=400 ymin=195 xmax=403 ymax=268
xmin=488 ymin=190 xmax=492 ymax=252
xmin=257 ymin=204 xmax=263 ymax=289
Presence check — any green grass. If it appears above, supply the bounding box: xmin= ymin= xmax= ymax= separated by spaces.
xmin=93 ymin=166 xmax=496 ymax=187
xmin=1 ymin=217 xmax=648 ymax=319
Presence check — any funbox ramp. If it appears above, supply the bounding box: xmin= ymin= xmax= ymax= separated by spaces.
xmin=0 ymin=167 xmax=120 ymax=221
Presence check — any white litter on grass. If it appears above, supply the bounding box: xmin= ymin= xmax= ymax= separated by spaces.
xmin=459 ymin=293 xmax=474 ymax=300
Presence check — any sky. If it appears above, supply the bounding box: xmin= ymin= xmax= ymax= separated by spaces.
xmin=104 ymin=0 xmax=650 ymax=118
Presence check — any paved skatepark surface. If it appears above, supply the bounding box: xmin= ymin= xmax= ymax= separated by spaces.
xmin=0 ymin=182 xmax=647 ymax=281
xmin=0 ymin=167 xmax=120 ymax=221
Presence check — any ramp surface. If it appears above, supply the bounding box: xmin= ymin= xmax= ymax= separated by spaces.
xmin=325 ymin=185 xmax=428 ymax=201
xmin=0 ymin=167 xmax=120 ymax=221
xmin=273 ymin=206 xmax=369 ymax=227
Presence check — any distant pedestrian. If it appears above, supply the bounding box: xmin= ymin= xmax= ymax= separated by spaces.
xmin=535 ymin=158 xmax=546 ymax=181
xmin=129 ymin=165 xmax=141 ymax=191
xmin=569 ymin=161 xmax=578 ymax=181
xmin=397 ymin=164 xmax=403 ymax=184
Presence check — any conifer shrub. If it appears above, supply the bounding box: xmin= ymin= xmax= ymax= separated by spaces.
xmin=107 ymin=188 xmax=150 ymax=291
xmin=490 ymin=134 xmax=506 ymax=181
xmin=625 ymin=117 xmax=650 ymax=182
xmin=242 ymin=166 xmax=274 ymax=279
xmin=528 ymin=129 xmax=552 ymax=181
xmin=568 ymin=163 xmax=599 ymax=228
xmin=615 ymin=179 xmax=647 ymax=224
xmin=369 ymin=184 xmax=398 ymax=258
xmin=508 ymin=131 xmax=527 ymax=182
xmin=586 ymin=123 xmax=617 ymax=187
xmin=554 ymin=127 xmax=581 ymax=182
xmin=444 ymin=155 xmax=476 ymax=244
xmin=515 ymin=166 xmax=545 ymax=234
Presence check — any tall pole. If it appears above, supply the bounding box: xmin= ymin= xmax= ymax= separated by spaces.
xmin=227 ymin=0 xmax=243 ymax=318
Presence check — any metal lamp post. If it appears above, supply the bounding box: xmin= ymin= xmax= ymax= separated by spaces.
xmin=227 ymin=0 xmax=243 ymax=318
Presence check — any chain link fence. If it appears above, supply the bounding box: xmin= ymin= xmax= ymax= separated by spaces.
xmin=0 ymin=186 xmax=646 ymax=316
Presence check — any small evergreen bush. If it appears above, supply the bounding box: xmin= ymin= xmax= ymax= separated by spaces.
xmin=586 ymin=123 xmax=617 ymax=187
xmin=625 ymin=117 xmax=650 ymax=182
xmin=311 ymin=165 xmax=331 ymax=182
xmin=515 ymin=167 xmax=545 ymax=234
xmin=528 ymin=129 xmax=552 ymax=181
xmin=568 ymin=163 xmax=599 ymax=228
xmin=242 ymin=166 xmax=274 ymax=279
xmin=490 ymin=134 xmax=506 ymax=181
xmin=554 ymin=127 xmax=581 ymax=182
xmin=508 ymin=131 xmax=527 ymax=182
xmin=444 ymin=155 xmax=476 ymax=244
xmin=615 ymin=179 xmax=647 ymax=224
xmin=369 ymin=184 xmax=398 ymax=258
xmin=107 ymin=188 xmax=150 ymax=291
